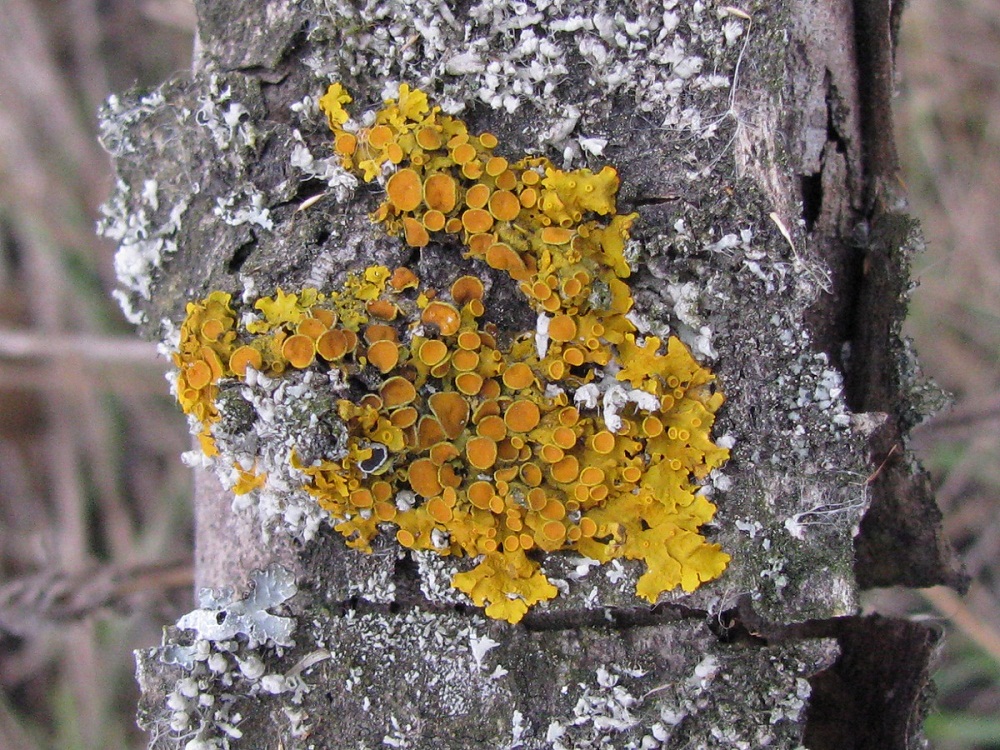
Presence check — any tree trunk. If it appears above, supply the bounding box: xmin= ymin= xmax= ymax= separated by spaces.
xmin=104 ymin=0 xmax=963 ymax=747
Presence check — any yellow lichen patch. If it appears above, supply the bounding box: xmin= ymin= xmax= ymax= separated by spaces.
xmin=171 ymin=84 xmax=730 ymax=625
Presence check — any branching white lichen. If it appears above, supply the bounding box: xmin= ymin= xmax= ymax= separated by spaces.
xmin=310 ymin=0 xmax=746 ymax=159
xmin=98 ymin=177 xmax=190 ymax=307
xmin=151 ymin=566 xmax=323 ymax=750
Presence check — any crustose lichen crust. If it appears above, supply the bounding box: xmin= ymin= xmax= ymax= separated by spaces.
xmin=172 ymin=84 xmax=729 ymax=623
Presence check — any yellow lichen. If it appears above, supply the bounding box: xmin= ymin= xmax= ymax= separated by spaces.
xmin=173 ymin=84 xmax=730 ymax=624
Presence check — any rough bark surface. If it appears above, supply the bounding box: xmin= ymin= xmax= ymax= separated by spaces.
xmin=103 ymin=0 xmax=964 ymax=748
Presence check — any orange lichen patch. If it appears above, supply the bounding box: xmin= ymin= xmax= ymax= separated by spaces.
xmin=621 ymin=466 xmax=643 ymax=483
xmin=485 ymin=156 xmax=508 ymax=176
xmin=282 ymin=334 xmax=316 ymax=368
xmin=563 ymin=346 xmax=585 ymax=366
xmin=590 ymin=430 xmax=616 ymax=454
xmin=541 ymin=226 xmax=573 ymax=245
xmin=429 ymin=391 xmax=470 ymax=439
xmin=185 ymin=360 xmax=213 ymax=390
xmin=423 ymin=210 xmax=446 ymax=232
xmin=386 ymin=142 xmax=405 ymax=163
xmin=359 ymin=394 xmax=383 ymax=411
xmin=466 ymin=436 xmax=498 ymax=470
xmin=366 ymin=299 xmax=399 ymax=321
xmin=418 ymin=338 xmax=449 ymax=366
xmin=229 ymin=346 xmax=263 ymax=376
xmin=438 ymin=463 xmax=461 ymax=489
xmin=421 ymin=301 xmax=461 ymax=336
xmin=403 ymin=216 xmax=430 ymax=247
xmin=200 ymin=318 xmax=226 ymax=341
xmin=462 ymin=208 xmax=494 ymax=234
xmin=485 ymin=242 xmax=525 ymax=273
xmin=548 ymin=314 xmax=578 ymax=342
xmin=365 ymin=324 xmax=398 ymax=343
xmin=368 ymin=124 xmax=393 ymax=148
xmin=414 ymin=416 xmax=447 ymax=451
xmin=341 ymin=329 xmax=359 ymax=353
xmin=387 ymin=168 xmax=423 ymax=212
xmin=451 ymin=276 xmax=485 ymax=305
xmin=552 ymin=426 xmax=577 ymax=450
xmin=488 ymin=190 xmax=521 ymax=221
xmin=520 ymin=462 xmax=543 ymax=486
xmin=457 ymin=330 xmax=482 ymax=350
xmin=465 ymin=183 xmax=491 ymax=209
xmin=416 ymin=127 xmax=442 ymax=150
xmin=476 ymin=414 xmax=507 ymax=442
xmin=455 ymin=371 xmax=484 ymax=396
xmin=502 ymin=362 xmax=535 ymax=390
xmin=297 ymin=317 xmax=328 ymax=340
xmin=496 ymin=170 xmax=518 ymax=191
xmin=380 ymin=376 xmax=417 ymax=408
xmin=408 ymin=458 xmax=441 ymax=498
xmin=396 ymin=528 xmax=416 ymax=547
xmin=580 ymin=467 xmax=605 ymax=486
xmin=504 ymin=400 xmax=541 ymax=432
xmin=451 ymin=349 xmax=479 ymax=371
xmin=316 ymin=329 xmax=349 ymax=360
xmin=429 ymin=442 xmax=460 ymax=466
xmin=542 ymin=521 xmax=567 ymax=543
xmin=540 ymin=443 xmax=565 ymax=464
xmin=468 ymin=481 xmax=493 ymax=509
xmin=367 ymin=339 xmax=400 ymax=373
xmin=335 ymin=132 xmax=357 ymax=155
xmin=642 ymin=416 xmax=664 ymax=437
xmin=427 ymin=496 xmax=453 ymax=523
xmin=390 ymin=406 xmax=419 ymax=429
xmin=351 ymin=488 xmax=374 ymax=508
xmin=375 ymin=501 xmax=397 ymax=521
xmin=551 ymin=455 xmax=580 ymax=483
xmin=558 ymin=406 xmax=579 ymax=426
xmin=424 ymin=173 xmax=458 ymax=213
xmin=312 ymin=308 xmax=338 ymax=328
xmin=451 ymin=142 xmax=477 ymax=164
xmin=519 ymin=187 xmax=538 ymax=208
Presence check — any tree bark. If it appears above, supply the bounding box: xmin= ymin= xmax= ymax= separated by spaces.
xmin=104 ymin=0 xmax=963 ymax=747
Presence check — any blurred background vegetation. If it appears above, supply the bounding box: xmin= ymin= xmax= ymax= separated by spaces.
xmin=0 ymin=0 xmax=996 ymax=748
